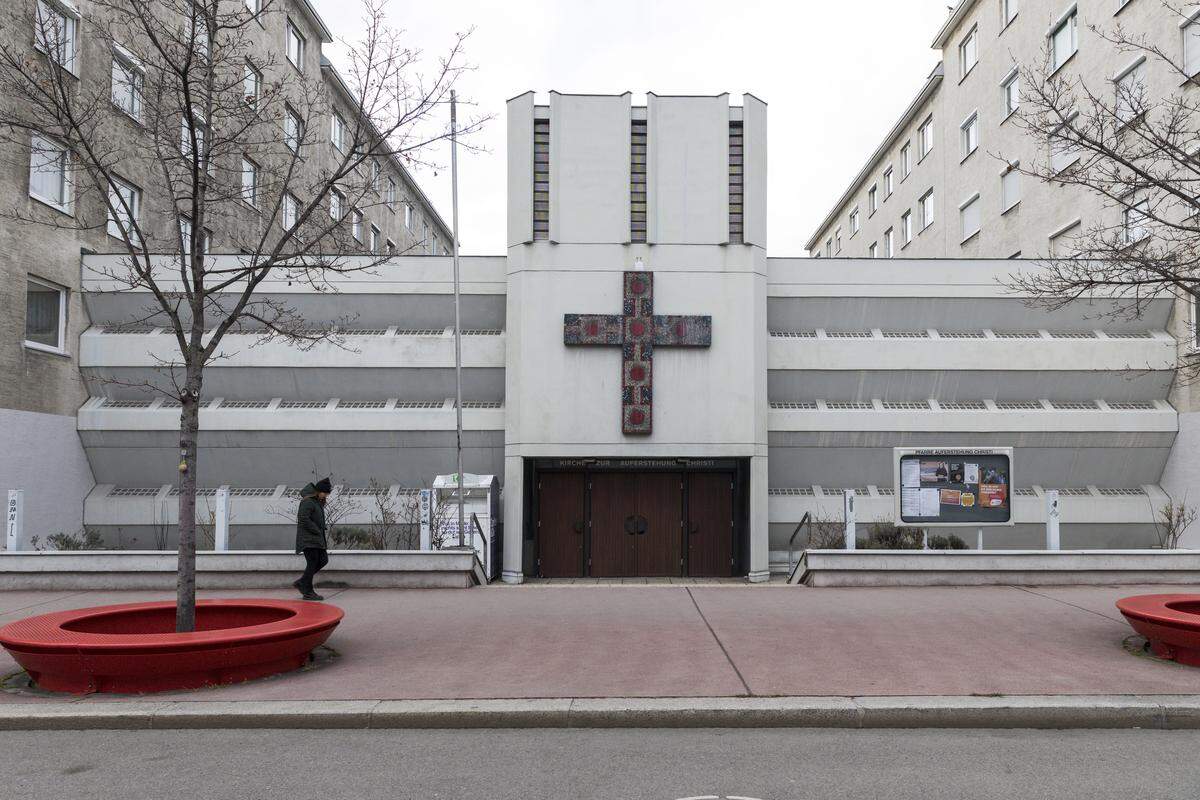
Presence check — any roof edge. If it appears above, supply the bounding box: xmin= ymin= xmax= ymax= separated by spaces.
xmin=931 ymin=0 xmax=980 ymax=48
xmin=804 ymin=63 xmax=944 ymax=252
xmin=296 ymin=0 xmax=334 ymax=44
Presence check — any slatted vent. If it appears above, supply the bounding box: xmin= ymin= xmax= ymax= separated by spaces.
xmin=882 ymin=401 xmax=929 ymax=410
xmin=279 ymin=400 xmax=328 ymax=409
xmin=220 ymin=399 xmax=271 ymax=409
xmin=1107 ymin=400 xmax=1157 ymax=410
xmin=109 ymin=487 xmax=161 ymax=497
xmin=939 ymin=400 xmax=987 ymax=410
xmin=995 ymin=400 xmax=1044 ymax=410
xmin=770 ymin=330 xmax=818 ymax=338
xmin=1105 ymin=331 xmax=1154 ymax=339
xmin=938 ymin=330 xmax=987 ymax=339
xmin=767 ymin=488 xmax=815 ymax=496
xmin=729 ymin=120 xmax=743 ymax=243
xmin=882 ymin=330 xmax=929 ymax=339
xmin=533 ymin=117 xmax=550 ymax=240
xmin=770 ymin=401 xmax=818 ymax=410
xmin=229 ymin=487 xmax=276 ymax=497
xmin=338 ymin=400 xmax=388 ymax=409
xmin=102 ymin=399 xmax=154 ymax=408
xmin=630 ymin=118 xmax=647 ymax=242
xmin=1097 ymin=487 xmax=1147 ymax=496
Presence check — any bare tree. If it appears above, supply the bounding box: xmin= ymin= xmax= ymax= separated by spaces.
xmin=0 ymin=0 xmax=485 ymax=629
xmin=1001 ymin=2 xmax=1200 ymax=378
xmin=1152 ymin=494 xmax=1198 ymax=549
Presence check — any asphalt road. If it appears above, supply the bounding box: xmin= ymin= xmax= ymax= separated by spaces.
xmin=2 ymin=728 xmax=1198 ymax=799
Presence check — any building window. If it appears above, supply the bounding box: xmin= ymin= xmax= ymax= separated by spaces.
xmin=241 ymin=157 xmax=258 ymax=208
xmin=960 ymin=193 xmax=981 ymax=242
xmin=329 ymin=189 xmax=343 ymax=220
xmin=868 ymin=241 xmax=878 ymax=259
xmin=919 ymin=116 xmax=934 ymax=158
xmin=386 ymin=178 xmax=396 ymax=211
xmin=960 ymin=111 xmax=979 ymax=159
xmin=370 ymin=224 xmax=381 ymax=253
xmin=900 ymin=142 xmax=911 ymax=179
xmin=1050 ymin=7 xmax=1078 ymax=72
xmin=868 ymin=184 xmax=878 ymax=214
xmin=191 ymin=4 xmax=210 ymax=61
xmin=25 ymin=277 xmax=67 ymax=353
xmin=282 ymin=192 xmax=298 ymax=229
xmin=286 ymin=19 xmax=305 ymax=70
xmin=243 ymin=61 xmax=261 ymax=105
xmin=285 ymin=106 xmax=303 ymax=153
xmin=1114 ymin=57 xmax=1146 ymax=125
xmin=107 ymin=175 xmax=139 ymax=239
xmin=111 ymin=46 xmax=144 ymax=120
xmin=35 ymin=0 xmax=79 ymax=72
xmin=959 ymin=26 xmax=979 ymax=79
xmin=1185 ymin=13 xmax=1200 ymax=77
xmin=180 ymin=113 xmax=208 ymax=164
xmin=1124 ymin=198 xmax=1149 ymax=244
xmin=1002 ymin=69 xmax=1019 ymax=116
xmin=825 ymin=238 xmax=832 ymax=258
xmin=178 ymin=216 xmax=210 ymax=255
xmin=432 ymin=233 xmax=439 ymax=254
xmin=920 ymin=189 xmax=935 ymax=229
xmin=901 ymin=210 xmax=912 ymax=246
xmin=404 ymin=203 xmax=414 ymax=230
xmin=883 ymin=166 xmax=894 ymax=198
xmin=370 ymin=159 xmax=381 ymax=190
xmin=849 ymin=207 xmax=860 ymax=234
xmin=244 ymin=0 xmax=260 ymax=11
xmin=533 ymin=116 xmax=550 ymax=240
xmin=352 ymin=209 xmax=363 ymax=242
xmin=385 ymin=238 xmax=396 ymax=255
xmin=330 ymin=111 xmax=346 ymax=152
xmin=834 ymin=228 xmax=842 ymax=254
xmin=1049 ymin=219 xmax=1082 ymax=256
xmin=883 ymin=227 xmax=894 ymax=258
xmin=29 ymin=135 xmax=71 ymax=213
xmin=1001 ymin=164 xmax=1021 ymax=211
xmin=422 ymin=221 xmax=430 ymax=252
xmin=1003 ymin=0 xmax=1019 ymax=25
xmin=1050 ymin=112 xmax=1081 ymax=174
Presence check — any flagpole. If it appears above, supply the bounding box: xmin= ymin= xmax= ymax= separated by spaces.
xmin=450 ymin=90 xmax=465 ymax=549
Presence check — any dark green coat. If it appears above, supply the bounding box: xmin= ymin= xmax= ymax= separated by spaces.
xmin=295 ymin=483 xmax=328 ymax=553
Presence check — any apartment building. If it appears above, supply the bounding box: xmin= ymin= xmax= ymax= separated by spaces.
xmin=0 ymin=0 xmax=452 ymax=537
xmin=806 ymin=0 xmax=1200 ymax=508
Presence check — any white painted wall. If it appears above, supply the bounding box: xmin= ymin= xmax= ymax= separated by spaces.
xmin=549 ymin=92 xmax=632 ymax=244
xmin=0 ymin=408 xmax=94 ymax=544
xmin=647 ymin=94 xmax=731 ymax=245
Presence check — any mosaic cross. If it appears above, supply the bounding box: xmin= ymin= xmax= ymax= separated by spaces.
xmin=564 ymin=271 xmax=712 ymax=435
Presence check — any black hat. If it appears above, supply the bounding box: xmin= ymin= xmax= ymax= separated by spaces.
xmin=315 ymin=477 xmax=333 ymax=494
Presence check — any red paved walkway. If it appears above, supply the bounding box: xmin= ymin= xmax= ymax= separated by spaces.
xmin=1 ymin=584 xmax=1198 ymax=702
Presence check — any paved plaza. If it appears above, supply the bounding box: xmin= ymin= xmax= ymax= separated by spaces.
xmin=2 ymin=583 xmax=1198 ymax=704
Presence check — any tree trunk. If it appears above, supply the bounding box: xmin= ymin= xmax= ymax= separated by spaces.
xmin=175 ymin=366 xmax=203 ymax=633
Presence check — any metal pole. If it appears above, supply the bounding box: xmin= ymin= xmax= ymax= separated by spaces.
xmin=451 ymin=90 xmax=465 ymax=549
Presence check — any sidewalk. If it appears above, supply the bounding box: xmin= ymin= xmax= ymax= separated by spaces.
xmin=2 ymin=583 xmax=1199 ymax=727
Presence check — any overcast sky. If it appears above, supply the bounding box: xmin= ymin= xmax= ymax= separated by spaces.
xmin=317 ymin=0 xmax=955 ymax=255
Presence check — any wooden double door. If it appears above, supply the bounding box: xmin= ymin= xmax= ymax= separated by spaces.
xmin=537 ymin=471 xmax=734 ymax=578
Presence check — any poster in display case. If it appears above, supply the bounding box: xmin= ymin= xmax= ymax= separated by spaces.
xmin=893 ymin=447 xmax=1014 ymax=527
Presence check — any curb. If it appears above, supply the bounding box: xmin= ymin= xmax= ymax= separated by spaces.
xmin=2 ymin=695 xmax=1200 ymax=730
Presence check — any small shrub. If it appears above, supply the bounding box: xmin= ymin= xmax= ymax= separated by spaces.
xmin=863 ymin=522 xmax=924 ymax=550
xmin=927 ymin=534 xmax=969 ymax=550
xmin=35 ymin=529 xmax=107 ymax=551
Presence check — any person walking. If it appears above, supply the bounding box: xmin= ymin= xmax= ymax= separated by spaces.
xmin=294 ymin=477 xmax=332 ymax=601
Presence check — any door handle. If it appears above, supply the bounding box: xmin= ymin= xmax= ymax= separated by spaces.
xmin=637 ymin=515 xmax=648 ymax=535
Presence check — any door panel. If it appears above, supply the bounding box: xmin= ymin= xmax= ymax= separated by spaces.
xmin=687 ymin=473 xmax=734 ymax=577
xmin=635 ymin=472 xmax=683 ymax=577
xmin=537 ymin=472 xmax=586 ymax=578
xmin=589 ymin=473 xmax=637 ymax=577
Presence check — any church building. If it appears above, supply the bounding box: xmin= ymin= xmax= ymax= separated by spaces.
xmin=71 ymin=91 xmax=1181 ymax=579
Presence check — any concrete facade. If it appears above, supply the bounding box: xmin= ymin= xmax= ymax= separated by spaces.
xmin=805 ymin=0 xmax=1200 ymax=512
xmin=0 ymin=0 xmax=452 ymax=541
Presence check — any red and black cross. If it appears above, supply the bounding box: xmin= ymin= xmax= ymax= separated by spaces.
xmin=563 ymin=271 xmax=712 ymax=435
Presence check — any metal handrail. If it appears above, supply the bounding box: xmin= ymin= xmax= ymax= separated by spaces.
xmin=787 ymin=512 xmax=813 ymax=577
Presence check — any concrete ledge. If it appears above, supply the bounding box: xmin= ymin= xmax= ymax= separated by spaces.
xmin=0 ymin=550 xmax=480 ymax=590
xmin=797 ymin=550 xmax=1200 ymax=587
xmin=2 ymin=695 xmax=1200 ymax=730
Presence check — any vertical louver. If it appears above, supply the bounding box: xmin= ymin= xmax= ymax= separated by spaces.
xmin=729 ymin=120 xmax=744 ymax=243
xmin=630 ymin=119 xmax=647 ymax=243
xmin=533 ymin=117 xmax=550 ymax=240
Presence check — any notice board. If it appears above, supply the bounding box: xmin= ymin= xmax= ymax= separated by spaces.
xmin=893 ymin=447 xmax=1014 ymax=527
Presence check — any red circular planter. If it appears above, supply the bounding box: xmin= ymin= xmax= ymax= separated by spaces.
xmin=1117 ymin=594 xmax=1200 ymax=667
xmin=0 ymin=599 xmax=343 ymax=694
